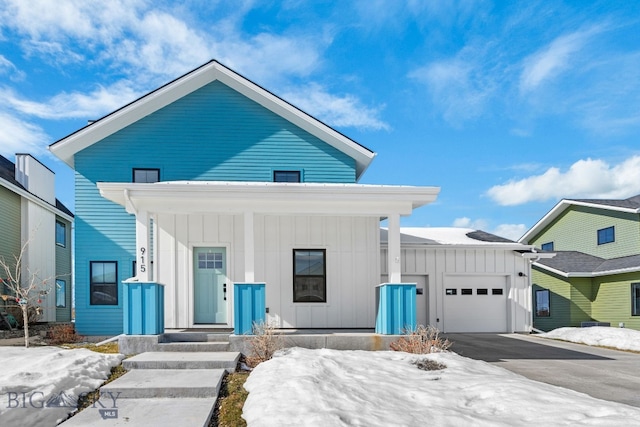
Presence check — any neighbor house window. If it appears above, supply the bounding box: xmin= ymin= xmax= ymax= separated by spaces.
xmin=55 ymin=221 xmax=66 ymax=247
xmin=90 ymin=261 xmax=118 ymax=305
xmin=541 ymin=242 xmax=554 ymax=251
xmin=133 ymin=168 xmax=160 ymax=183
xmin=597 ymin=226 xmax=615 ymax=245
xmin=274 ymin=170 xmax=301 ymax=183
xmin=293 ymin=249 xmax=326 ymax=302
xmin=56 ymin=279 xmax=66 ymax=308
xmin=632 ymin=283 xmax=640 ymax=316
xmin=536 ymin=289 xmax=550 ymax=317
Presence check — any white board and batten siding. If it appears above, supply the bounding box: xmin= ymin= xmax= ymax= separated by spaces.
xmin=381 ymin=247 xmax=532 ymax=333
xmin=155 ymin=212 xmax=380 ymax=329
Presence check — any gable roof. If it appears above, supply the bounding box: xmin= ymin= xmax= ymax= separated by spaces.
xmin=49 ymin=60 xmax=376 ymax=179
xmin=0 ymin=154 xmax=73 ymax=219
xmin=519 ymin=194 xmax=640 ymax=244
xmin=533 ymin=250 xmax=640 ymax=277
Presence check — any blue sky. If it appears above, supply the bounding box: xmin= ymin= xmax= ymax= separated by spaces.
xmin=1 ymin=0 xmax=640 ymax=240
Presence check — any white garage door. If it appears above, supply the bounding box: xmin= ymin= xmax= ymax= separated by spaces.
xmin=443 ymin=275 xmax=507 ymax=333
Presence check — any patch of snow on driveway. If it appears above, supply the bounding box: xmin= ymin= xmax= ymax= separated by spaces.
xmin=541 ymin=326 xmax=640 ymax=352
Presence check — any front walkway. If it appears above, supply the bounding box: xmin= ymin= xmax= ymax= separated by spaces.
xmin=444 ymin=333 xmax=640 ymax=408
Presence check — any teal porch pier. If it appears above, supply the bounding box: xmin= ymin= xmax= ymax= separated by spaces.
xmin=234 ymin=283 xmax=266 ymax=335
xmin=123 ymin=281 xmax=165 ymax=335
xmin=375 ymin=283 xmax=417 ymax=335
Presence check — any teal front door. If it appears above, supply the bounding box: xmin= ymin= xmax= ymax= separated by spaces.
xmin=194 ymin=247 xmax=227 ymax=324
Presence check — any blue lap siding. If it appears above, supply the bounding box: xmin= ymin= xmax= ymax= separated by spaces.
xmin=74 ymin=80 xmax=357 ymax=335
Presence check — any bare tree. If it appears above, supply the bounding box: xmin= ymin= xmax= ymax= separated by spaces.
xmin=0 ymin=239 xmax=52 ymax=347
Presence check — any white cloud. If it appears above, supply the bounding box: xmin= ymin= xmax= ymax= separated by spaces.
xmin=283 ymin=83 xmax=390 ymax=131
xmin=0 ymin=81 xmax=142 ymax=120
xmin=409 ymin=55 xmax=494 ymax=124
xmin=519 ymin=29 xmax=594 ymax=92
xmin=487 ymin=156 xmax=640 ymax=206
xmin=0 ymin=55 xmax=25 ymax=81
xmin=491 ymin=223 xmax=528 ymax=241
xmin=452 ymin=217 xmax=488 ymax=231
xmin=0 ymin=112 xmax=49 ymax=157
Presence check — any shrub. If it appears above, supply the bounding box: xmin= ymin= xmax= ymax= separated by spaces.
xmin=47 ymin=323 xmax=83 ymax=345
xmin=245 ymin=321 xmax=284 ymax=368
xmin=413 ymin=359 xmax=447 ymax=371
xmin=390 ymin=325 xmax=452 ymax=354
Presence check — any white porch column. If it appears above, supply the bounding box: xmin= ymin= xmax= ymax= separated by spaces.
xmin=135 ymin=210 xmax=151 ymax=282
xmin=387 ymin=213 xmax=402 ymax=283
xmin=244 ymin=211 xmax=255 ymax=283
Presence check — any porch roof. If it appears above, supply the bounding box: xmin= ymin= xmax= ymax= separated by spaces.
xmin=98 ymin=181 xmax=440 ymax=217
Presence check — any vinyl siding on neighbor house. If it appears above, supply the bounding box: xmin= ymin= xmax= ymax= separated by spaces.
xmin=0 ymin=186 xmax=21 ymax=274
xmin=592 ymin=272 xmax=640 ymax=330
xmin=530 ymin=206 xmax=640 ymax=259
xmin=73 ymin=80 xmax=359 ymax=335
xmin=55 ymin=215 xmax=72 ymax=322
xmin=532 ymin=268 xmax=593 ymax=331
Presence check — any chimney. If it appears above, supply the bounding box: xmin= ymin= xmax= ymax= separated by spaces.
xmin=14 ymin=154 xmax=56 ymax=205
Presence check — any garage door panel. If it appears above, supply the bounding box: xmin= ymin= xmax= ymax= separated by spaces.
xmin=443 ymin=276 xmax=507 ymax=333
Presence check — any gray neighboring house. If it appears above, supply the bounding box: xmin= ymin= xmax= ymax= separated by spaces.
xmin=0 ymin=154 xmax=73 ymax=323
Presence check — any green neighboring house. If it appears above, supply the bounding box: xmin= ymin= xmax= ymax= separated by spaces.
xmin=519 ymin=195 xmax=640 ymax=331
xmin=0 ymin=154 xmax=74 ymax=323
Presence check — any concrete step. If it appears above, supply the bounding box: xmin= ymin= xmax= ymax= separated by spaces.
xmin=59 ymin=397 xmax=216 ymax=427
xmin=123 ymin=351 xmax=240 ymax=371
xmin=162 ymin=332 xmax=230 ymax=343
xmin=156 ymin=341 xmax=230 ymax=352
xmin=101 ymin=369 xmax=225 ymax=398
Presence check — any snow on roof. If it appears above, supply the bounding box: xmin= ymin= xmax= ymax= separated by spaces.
xmin=396 ymin=227 xmax=520 ymax=246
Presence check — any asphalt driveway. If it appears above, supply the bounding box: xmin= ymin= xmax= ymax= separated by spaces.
xmin=444 ymin=333 xmax=640 ymax=408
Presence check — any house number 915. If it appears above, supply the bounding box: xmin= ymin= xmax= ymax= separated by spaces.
xmin=140 ymin=247 xmax=146 ymax=272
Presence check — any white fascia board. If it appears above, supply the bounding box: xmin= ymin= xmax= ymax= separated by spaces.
xmin=49 ymin=61 xmax=376 ymax=177
xmin=534 ymin=261 xmax=640 ymax=278
xmin=519 ymin=199 xmax=640 ymax=244
xmin=0 ymin=178 xmax=73 ymax=222
xmin=98 ymin=182 xmax=439 ymax=216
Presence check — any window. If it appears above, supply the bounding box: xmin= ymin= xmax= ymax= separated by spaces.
xmin=477 ymin=288 xmax=488 ymax=295
xmin=133 ymin=168 xmax=160 ymax=183
xmin=198 ymin=252 xmax=223 ymax=269
xmin=274 ymin=170 xmax=301 ymax=183
xmin=55 ymin=221 xmax=66 ymax=247
xmin=541 ymin=242 xmax=554 ymax=251
xmin=293 ymin=249 xmax=326 ymax=302
xmin=461 ymin=288 xmax=473 ymax=295
xmin=536 ymin=289 xmax=550 ymax=317
xmin=56 ymin=279 xmax=66 ymax=308
xmin=492 ymin=288 xmax=503 ymax=295
xmin=632 ymin=284 xmax=640 ymax=316
xmin=597 ymin=226 xmax=615 ymax=245
xmin=445 ymin=289 xmax=457 ymax=295
xmin=90 ymin=261 xmax=118 ymax=305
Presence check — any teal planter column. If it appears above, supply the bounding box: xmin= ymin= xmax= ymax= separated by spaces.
xmin=375 ymin=283 xmax=417 ymax=335
xmin=123 ymin=281 xmax=165 ymax=335
xmin=234 ymin=283 xmax=266 ymax=335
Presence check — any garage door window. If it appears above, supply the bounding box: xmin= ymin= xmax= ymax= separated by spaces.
xmin=492 ymin=289 xmax=503 ymax=295
xmin=446 ymin=289 xmax=457 ymax=295
xmin=477 ymin=288 xmax=488 ymax=295
xmin=536 ymin=289 xmax=550 ymax=317
xmin=461 ymin=289 xmax=472 ymax=295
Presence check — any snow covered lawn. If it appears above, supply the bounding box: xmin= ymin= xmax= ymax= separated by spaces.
xmin=243 ymin=347 xmax=640 ymax=426
xmin=540 ymin=326 xmax=640 ymax=352
xmin=0 ymin=346 xmax=124 ymax=426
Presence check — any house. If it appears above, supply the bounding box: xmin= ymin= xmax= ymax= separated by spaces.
xmin=50 ymin=60 xmax=537 ymax=336
xmin=381 ymin=228 xmax=541 ymax=333
xmin=0 ymin=154 xmax=73 ymax=323
xmin=519 ymin=195 xmax=640 ymax=331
